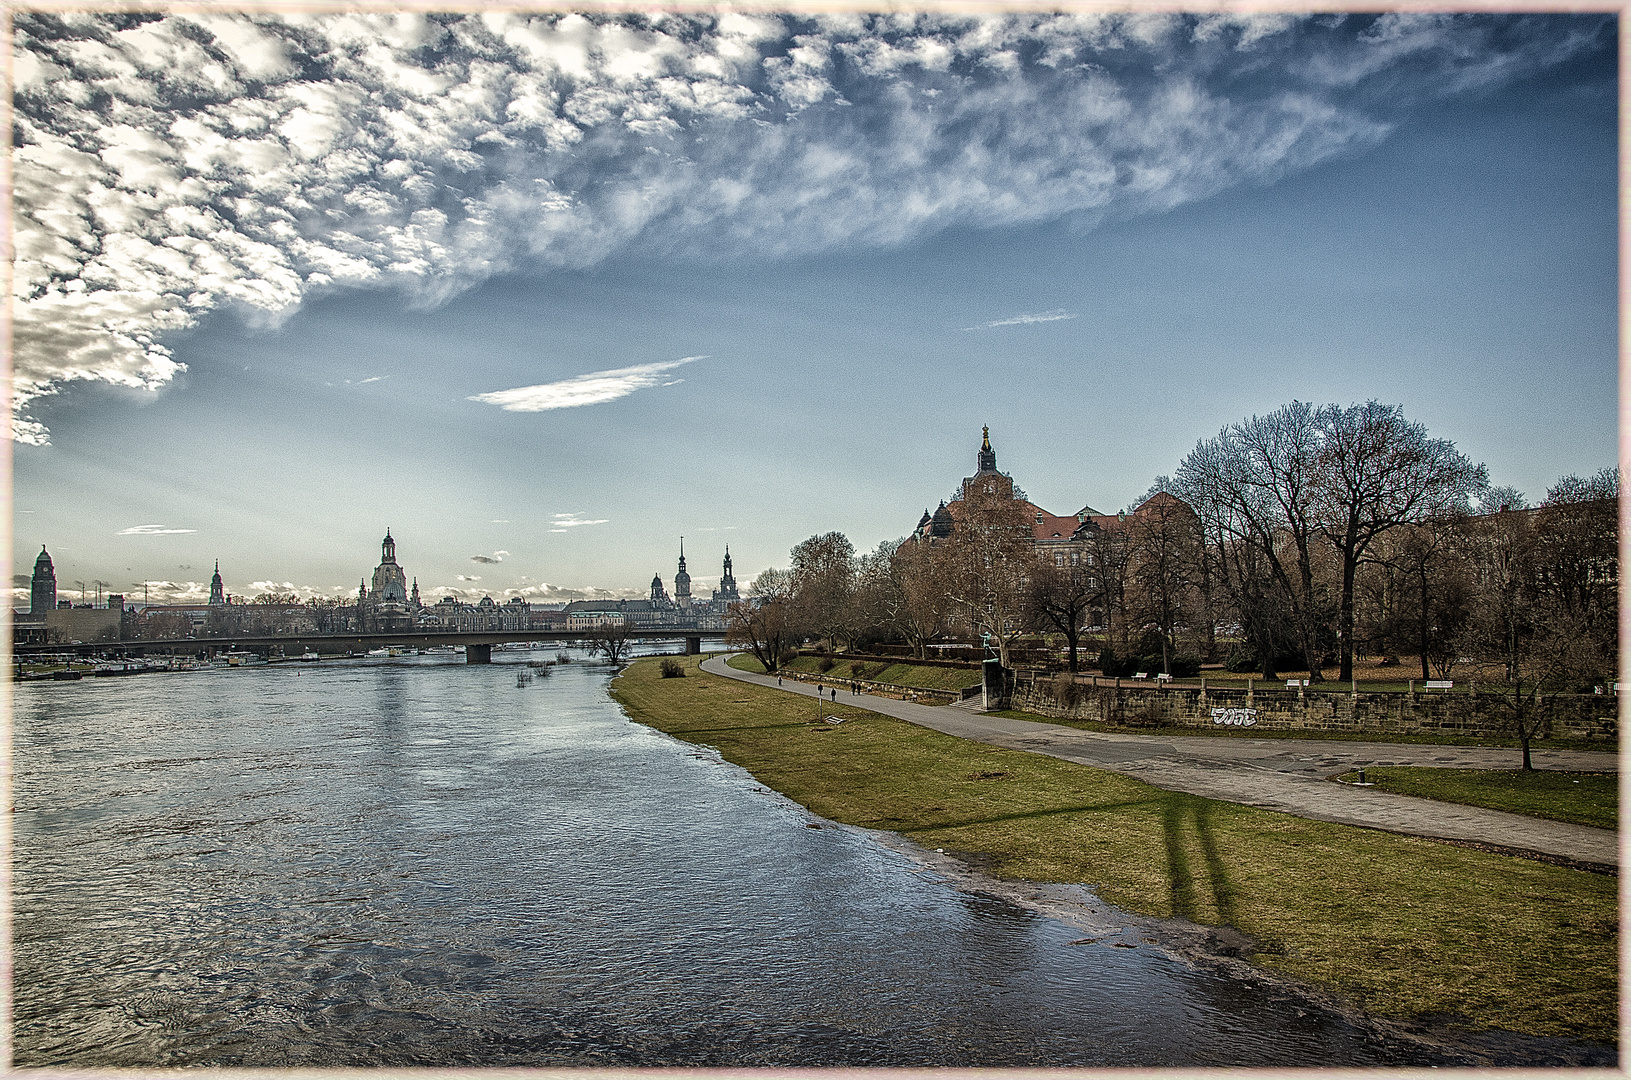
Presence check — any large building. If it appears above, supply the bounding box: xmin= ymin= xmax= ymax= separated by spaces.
xmin=30 ymin=546 xmax=56 ymax=615
xmin=913 ymin=427 xmax=1126 ymax=566
xmin=560 ymin=542 xmax=736 ymax=630
xmin=14 ymin=545 xmax=124 ymax=645
xmin=357 ymin=529 xmax=416 ymax=632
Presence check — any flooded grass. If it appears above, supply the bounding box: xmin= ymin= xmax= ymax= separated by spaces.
xmin=612 ymin=656 xmax=1618 ymax=1045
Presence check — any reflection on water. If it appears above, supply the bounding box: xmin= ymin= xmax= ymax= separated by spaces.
xmin=16 ymin=649 xmax=1448 ymax=1067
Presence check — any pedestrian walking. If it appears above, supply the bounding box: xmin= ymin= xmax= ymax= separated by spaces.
xmin=831 ymin=687 xmax=837 ymax=702
xmin=777 ymin=676 xmax=782 ymax=687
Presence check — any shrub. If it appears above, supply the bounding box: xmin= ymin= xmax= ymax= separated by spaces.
xmin=659 ymin=658 xmax=686 ymax=679
xmin=849 ymin=661 xmax=866 ymax=675
xmin=777 ymin=648 xmax=799 ymax=667
xmin=818 ymin=657 xmax=837 ymax=673
xmin=556 ymin=652 xmax=572 ymax=664
xmin=1169 ymin=653 xmax=1202 ymax=678
xmin=1225 ymin=646 xmax=1303 ymax=675
xmin=1097 ymin=648 xmax=1138 ymax=678
xmin=1050 ymin=672 xmax=1084 ymax=708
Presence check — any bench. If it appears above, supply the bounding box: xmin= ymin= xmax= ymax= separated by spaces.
xmin=1425 ymin=680 xmax=1453 ymax=690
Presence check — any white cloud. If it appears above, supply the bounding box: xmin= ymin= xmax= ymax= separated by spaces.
xmin=11 ymin=12 xmax=1605 ymax=442
xmin=550 ymin=514 xmax=609 ymax=533
xmin=966 ymin=309 xmax=1078 ymax=330
xmin=470 ymin=356 xmax=703 ymax=412
xmin=117 ymin=524 xmax=197 ymax=535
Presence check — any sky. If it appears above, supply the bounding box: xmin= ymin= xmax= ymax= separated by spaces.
xmin=10 ymin=10 xmax=1618 ymax=608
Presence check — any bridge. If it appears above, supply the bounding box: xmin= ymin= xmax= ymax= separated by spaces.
xmin=17 ymin=628 xmax=729 ymax=664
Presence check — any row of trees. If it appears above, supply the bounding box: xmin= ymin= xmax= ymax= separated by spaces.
xmin=726 ymin=402 xmax=1618 ymax=712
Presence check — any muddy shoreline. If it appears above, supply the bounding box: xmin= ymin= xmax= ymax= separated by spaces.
xmin=857 ymin=824 xmax=1617 ymax=1068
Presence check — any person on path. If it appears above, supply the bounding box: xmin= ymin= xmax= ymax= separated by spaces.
xmin=777 ymin=676 xmax=782 ymax=686
xmin=831 ymin=687 xmax=837 ymax=702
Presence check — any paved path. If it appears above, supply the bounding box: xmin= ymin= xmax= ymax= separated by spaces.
xmin=700 ymin=655 xmax=1620 ymax=867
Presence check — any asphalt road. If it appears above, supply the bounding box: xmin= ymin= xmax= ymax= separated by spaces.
xmin=699 ymin=655 xmax=1619 ymax=867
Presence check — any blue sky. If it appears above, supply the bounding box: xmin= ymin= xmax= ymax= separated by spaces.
xmin=11 ymin=11 xmax=1617 ymax=606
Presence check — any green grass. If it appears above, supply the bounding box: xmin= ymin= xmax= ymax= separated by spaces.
xmin=987 ymin=708 xmax=1619 ymax=754
xmin=612 ymin=656 xmax=1617 ymax=1044
xmin=1335 ymin=767 xmax=1618 ymax=831
xmin=728 ymin=652 xmax=982 ymax=693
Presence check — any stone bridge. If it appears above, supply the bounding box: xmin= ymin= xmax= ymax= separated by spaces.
xmin=21 ymin=628 xmax=727 ymax=664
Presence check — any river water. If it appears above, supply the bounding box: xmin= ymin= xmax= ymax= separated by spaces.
xmin=14 ymin=648 xmax=1456 ymax=1068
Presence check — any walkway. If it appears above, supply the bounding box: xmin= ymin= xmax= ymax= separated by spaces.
xmin=699 ymin=655 xmax=1619 ymax=867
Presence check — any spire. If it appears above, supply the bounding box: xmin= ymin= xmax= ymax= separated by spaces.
xmin=678 ymin=536 xmax=686 ymax=572
xmin=976 ymin=425 xmax=996 ymax=473
xmin=209 ymin=560 xmax=226 ymax=606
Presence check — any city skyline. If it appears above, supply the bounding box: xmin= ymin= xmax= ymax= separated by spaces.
xmin=11 ymin=11 xmax=1617 ymax=608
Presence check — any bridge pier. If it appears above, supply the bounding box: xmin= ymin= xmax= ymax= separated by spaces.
xmin=685 ymin=636 xmax=702 ymax=655
xmin=466 ymin=643 xmax=492 ymax=665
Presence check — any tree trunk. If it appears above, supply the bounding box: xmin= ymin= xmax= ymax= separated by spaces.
xmin=1418 ymin=565 xmax=1431 ymax=682
xmin=1338 ymin=545 xmax=1358 ymax=682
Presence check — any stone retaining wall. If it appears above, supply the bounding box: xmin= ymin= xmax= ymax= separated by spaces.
xmin=1012 ymin=676 xmax=1619 ymax=742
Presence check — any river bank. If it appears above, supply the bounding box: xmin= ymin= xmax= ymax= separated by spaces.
xmin=609 ymin=655 xmax=1617 ymax=1062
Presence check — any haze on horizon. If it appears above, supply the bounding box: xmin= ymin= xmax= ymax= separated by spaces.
xmin=10 ymin=10 xmax=1616 ymax=609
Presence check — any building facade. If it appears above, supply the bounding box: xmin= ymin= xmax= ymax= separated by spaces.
xmin=912 ymin=426 xmax=1126 ymax=565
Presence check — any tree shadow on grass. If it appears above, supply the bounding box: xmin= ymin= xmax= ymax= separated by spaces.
xmin=1163 ymin=793 xmax=1237 ymax=926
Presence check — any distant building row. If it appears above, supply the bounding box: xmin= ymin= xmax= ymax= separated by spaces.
xmin=16 ymin=531 xmax=747 ymax=645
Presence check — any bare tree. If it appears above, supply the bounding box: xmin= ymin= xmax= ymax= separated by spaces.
xmin=887 ymin=536 xmax=959 ymax=658
xmin=1313 ymin=401 xmax=1487 ymax=681
xmin=789 ymin=532 xmax=856 ymax=651
xmin=583 ymin=619 xmax=637 ymax=666
xmin=1532 ymin=467 xmax=1619 ymax=663
xmin=1123 ymin=490 xmax=1203 ymax=674
xmin=1174 ymin=404 xmax=1330 ymax=680
xmin=725 ymin=568 xmax=795 ymax=673
xmin=1025 ymin=550 xmax=1099 ymax=672
xmin=942 ymin=486 xmax=1036 ymax=667
xmin=1458 ymin=507 xmax=1563 ymax=770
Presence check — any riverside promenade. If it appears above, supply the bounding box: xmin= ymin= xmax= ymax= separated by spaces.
xmin=700 ymin=655 xmax=1619 ymax=868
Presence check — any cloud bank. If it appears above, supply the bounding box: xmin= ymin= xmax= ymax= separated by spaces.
xmin=117 ymin=524 xmax=197 ymax=535
xmin=968 ymin=309 xmax=1078 ymax=330
xmin=470 ymin=356 xmax=701 ymax=411
xmin=550 ymin=513 xmax=609 ymax=533
xmin=12 ymin=11 xmax=1606 ymax=442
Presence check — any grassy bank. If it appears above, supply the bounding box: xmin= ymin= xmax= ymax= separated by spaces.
xmin=987 ymin=707 xmax=1618 ymax=754
xmin=728 ymin=652 xmax=982 ymax=693
xmin=1335 ymin=767 xmax=1618 ymax=831
xmin=611 ymin=656 xmax=1616 ymax=1044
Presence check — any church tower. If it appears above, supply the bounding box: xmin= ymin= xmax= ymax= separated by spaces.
xmin=371 ymin=528 xmax=408 ymax=603
xmin=30 ymin=546 xmax=56 ymax=614
xmin=209 ymin=560 xmax=226 ymax=606
xmin=961 ymin=425 xmax=1014 ymax=500
xmin=977 ymin=424 xmax=997 ymax=473
xmin=674 ymin=538 xmax=692 ymax=612
xmin=714 ymin=545 xmax=738 ymax=601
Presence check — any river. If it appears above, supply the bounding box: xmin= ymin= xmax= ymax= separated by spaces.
xmin=13 ymin=648 xmax=1465 ymax=1067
